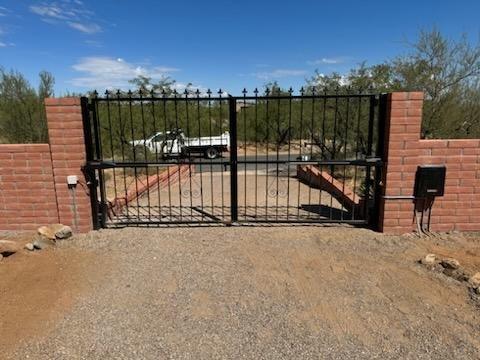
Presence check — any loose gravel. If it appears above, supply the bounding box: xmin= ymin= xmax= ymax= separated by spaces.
xmin=8 ymin=226 xmax=480 ymax=359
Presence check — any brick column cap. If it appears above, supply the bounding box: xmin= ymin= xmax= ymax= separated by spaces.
xmin=390 ymin=92 xmax=424 ymax=101
xmin=45 ymin=97 xmax=81 ymax=106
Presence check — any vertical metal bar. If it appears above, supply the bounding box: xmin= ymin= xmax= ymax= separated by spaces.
xmin=363 ymin=95 xmax=376 ymax=223
xmin=254 ymin=88 xmax=259 ymax=220
xmin=139 ymin=91 xmax=151 ymax=224
xmin=80 ymin=97 xmax=100 ymax=229
xmin=162 ymin=92 xmax=173 ymax=220
xmin=128 ymin=91 xmax=141 ymax=223
xmin=375 ymin=94 xmax=387 ymax=162
xmin=286 ymin=88 xmax=293 ymax=220
xmin=91 ymin=97 xmax=107 ymax=227
xmin=329 ymin=92 xmax=339 ymax=220
xmin=318 ymin=91 xmax=327 ymax=218
xmin=297 ymin=88 xmax=305 ymax=219
xmin=184 ymin=91 xmax=193 ymax=219
xmin=81 ymin=97 xmax=95 ymax=161
xmin=332 ymin=90 xmax=339 ymax=159
xmin=150 ymin=91 xmax=162 ymax=220
xmin=207 ymin=90 xmax=214 ymax=218
xmin=105 ymin=92 xmax=117 ymax=191
xmin=321 ymin=89 xmax=327 ymax=159
xmin=275 ymin=93 xmax=281 ymax=220
xmin=367 ymin=95 xmax=376 ymax=157
xmin=229 ymin=96 xmax=238 ymax=223
xmin=243 ymin=89 xmax=248 ymax=220
xmin=105 ymin=92 xmax=118 ymax=225
xmin=116 ymin=91 xmax=129 ymax=221
xmin=91 ymin=92 xmax=102 ymax=160
xmin=351 ymin=95 xmax=362 ymax=220
xmin=99 ymin=167 xmax=108 ymax=228
xmin=195 ymin=90 xmax=205 ymax=219
xmin=340 ymin=96 xmax=350 ymax=221
xmin=264 ymin=89 xmax=270 ymax=219
xmin=307 ymin=88 xmax=316 ymax=219
xmin=173 ymin=90 xmax=182 ymax=221
xmin=218 ymin=91 xmax=225 ymax=220
xmin=371 ymin=93 xmax=387 ymax=229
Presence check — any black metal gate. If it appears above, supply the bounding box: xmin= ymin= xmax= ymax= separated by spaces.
xmin=82 ymin=88 xmax=386 ymax=228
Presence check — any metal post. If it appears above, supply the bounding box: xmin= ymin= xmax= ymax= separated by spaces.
xmin=371 ymin=93 xmax=388 ymax=229
xmin=90 ymin=99 xmax=108 ymax=227
xmin=229 ymin=96 xmax=238 ymax=223
xmin=363 ymin=95 xmax=376 ymax=223
xmin=80 ymin=97 xmax=100 ymax=229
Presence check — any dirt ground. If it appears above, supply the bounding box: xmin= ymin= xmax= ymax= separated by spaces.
xmin=1 ymin=227 xmax=480 ymax=359
xmin=0 ymin=232 xmax=105 ymax=355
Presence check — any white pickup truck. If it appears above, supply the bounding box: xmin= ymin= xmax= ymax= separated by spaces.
xmin=130 ymin=129 xmax=230 ymax=159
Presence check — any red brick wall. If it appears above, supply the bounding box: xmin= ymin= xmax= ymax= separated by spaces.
xmin=0 ymin=144 xmax=59 ymax=230
xmin=45 ymin=98 xmax=92 ymax=232
xmin=379 ymin=92 xmax=480 ymax=234
xmin=0 ymin=98 xmax=92 ymax=233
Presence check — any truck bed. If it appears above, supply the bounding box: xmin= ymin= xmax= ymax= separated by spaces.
xmin=184 ymin=133 xmax=229 ymax=148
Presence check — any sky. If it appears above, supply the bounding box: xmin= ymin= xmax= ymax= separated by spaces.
xmin=0 ymin=0 xmax=479 ymax=95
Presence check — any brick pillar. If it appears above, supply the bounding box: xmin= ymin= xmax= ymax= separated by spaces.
xmin=45 ymin=97 xmax=92 ymax=233
xmin=378 ymin=92 xmax=424 ymax=234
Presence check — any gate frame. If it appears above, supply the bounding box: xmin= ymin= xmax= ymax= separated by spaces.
xmin=81 ymin=92 xmax=386 ymax=229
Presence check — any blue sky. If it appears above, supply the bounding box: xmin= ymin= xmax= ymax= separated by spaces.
xmin=0 ymin=0 xmax=479 ymax=95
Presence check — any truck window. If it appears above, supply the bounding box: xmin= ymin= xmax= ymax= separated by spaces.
xmin=151 ymin=134 xmax=165 ymax=142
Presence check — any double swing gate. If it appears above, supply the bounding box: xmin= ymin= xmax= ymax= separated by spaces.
xmin=82 ymin=88 xmax=386 ymax=228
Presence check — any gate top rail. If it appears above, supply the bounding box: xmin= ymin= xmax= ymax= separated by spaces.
xmin=89 ymin=88 xmax=383 ymax=101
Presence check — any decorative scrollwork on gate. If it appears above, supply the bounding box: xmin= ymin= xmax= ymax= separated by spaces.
xmin=267 ymin=165 xmax=290 ymax=198
xmin=181 ymin=175 xmax=202 ymax=199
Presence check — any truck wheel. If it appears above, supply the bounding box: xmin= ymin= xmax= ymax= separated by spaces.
xmin=205 ymin=147 xmax=219 ymax=159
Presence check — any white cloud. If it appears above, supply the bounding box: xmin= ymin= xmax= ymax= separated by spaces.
xmin=70 ymin=56 xmax=180 ymax=89
xmin=0 ymin=6 xmax=9 ymax=17
xmin=0 ymin=8 xmax=16 ymax=46
xmin=254 ymin=69 xmax=307 ymax=80
xmin=68 ymin=21 xmax=101 ymax=34
xmin=307 ymin=57 xmax=348 ymax=65
xmin=29 ymin=1 xmax=101 ymax=34
xmin=0 ymin=42 xmax=15 ymax=47
xmin=30 ymin=4 xmax=69 ymax=19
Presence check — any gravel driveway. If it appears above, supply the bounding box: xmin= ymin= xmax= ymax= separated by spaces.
xmin=5 ymin=227 xmax=480 ymax=359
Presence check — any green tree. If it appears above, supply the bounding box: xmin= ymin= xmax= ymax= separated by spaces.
xmin=393 ymin=29 xmax=480 ymax=137
xmin=307 ymin=29 xmax=480 ymax=139
xmin=128 ymin=75 xmax=177 ymax=95
xmin=0 ymin=68 xmax=54 ymax=143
